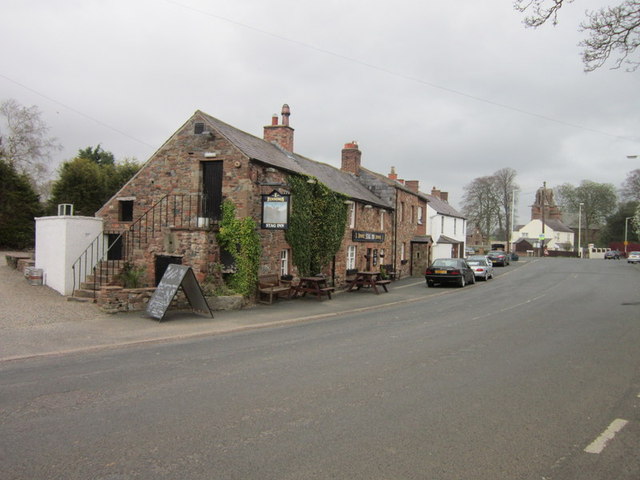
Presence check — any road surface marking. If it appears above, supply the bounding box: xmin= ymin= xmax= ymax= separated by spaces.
xmin=584 ymin=419 xmax=628 ymax=454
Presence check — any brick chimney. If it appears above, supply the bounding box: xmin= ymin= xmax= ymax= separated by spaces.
xmin=440 ymin=191 xmax=449 ymax=202
xmin=405 ymin=180 xmax=419 ymax=193
xmin=264 ymin=104 xmax=294 ymax=152
xmin=388 ymin=167 xmax=398 ymax=180
xmin=341 ymin=141 xmax=362 ymax=176
xmin=431 ymin=186 xmax=441 ymax=199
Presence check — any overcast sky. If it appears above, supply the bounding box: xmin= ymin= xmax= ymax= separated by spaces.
xmin=2 ymin=0 xmax=639 ymax=222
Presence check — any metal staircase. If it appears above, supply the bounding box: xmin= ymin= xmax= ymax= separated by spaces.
xmin=72 ymin=193 xmax=208 ymax=300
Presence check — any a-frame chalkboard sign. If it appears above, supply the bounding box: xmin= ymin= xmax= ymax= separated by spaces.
xmin=146 ymin=264 xmax=213 ymax=321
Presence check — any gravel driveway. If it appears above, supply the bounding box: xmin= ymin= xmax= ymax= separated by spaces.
xmin=1 ymin=251 xmax=102 ymax=329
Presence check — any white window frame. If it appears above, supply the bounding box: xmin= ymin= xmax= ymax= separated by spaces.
xmin=380 ymin=209 xmax=385 ymax=230
xmin=417 ymin=206 xmax=423 ymax=225
xmin=280 ymin=249 xmax=289 ymax=276
xmin=347 ymin=245 xmax=357 ymax=270
xmin=349 ymin=203 xmax=356 ymax=229
xmin=401 ymin=242 xmax=406 ymax=261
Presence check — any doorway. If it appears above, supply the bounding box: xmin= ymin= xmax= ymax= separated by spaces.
xmin=202 ymin=161 xmax=223 ymax=221
xmin=155 ymin=255 xmax=182 ymax=286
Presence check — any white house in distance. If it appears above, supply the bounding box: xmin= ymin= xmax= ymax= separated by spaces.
xmin=512 ymin=218 xmax=574 ymax=252
xmin=426 ymin=187 xmax=467 ymax=259
xmin=512 ymin=184 xmax=574 ymax=253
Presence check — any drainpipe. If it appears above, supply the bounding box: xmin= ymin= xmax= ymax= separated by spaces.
xmin=393 ymin=191 xmax=398 ymax=274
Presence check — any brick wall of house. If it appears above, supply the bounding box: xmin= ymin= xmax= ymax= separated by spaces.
xmin=394 ymin=188 xmax=428 ymax=277
xmin=333 ymin=201 xmax=393 ymax=285
xmin=97 ymin=114 xmax=293 ymax=284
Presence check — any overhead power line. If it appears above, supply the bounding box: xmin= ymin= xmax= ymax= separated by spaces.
xmin=0 ymin=73 xmax=156 ymax=149
xmin=162 ymin=0 xmax=638 ymax=142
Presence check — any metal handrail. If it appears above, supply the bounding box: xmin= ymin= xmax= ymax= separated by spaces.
xmin=71 ymin=193 xmax=208 ymax=299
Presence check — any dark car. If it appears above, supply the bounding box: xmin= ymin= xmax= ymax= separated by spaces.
xmin=604 ymin=250 xmax=621 ymax=259
xmin=425 ymin=258 xmax=476 ymax=288
xmin=487 ymin=250 xmax=510 ymax=266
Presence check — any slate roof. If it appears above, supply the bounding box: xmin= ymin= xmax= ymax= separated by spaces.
xmin=198 ymin=111 xmax=391 ymax=209
xmin=516 ymin=218 xmax=573 ymax=233
xmin=424 ymin=194 xmax=465 ymax=219
xmin=543 ymin=219 xmax=573 ymax=233
xmin=438 ymin=235 xmax=463 ymax=244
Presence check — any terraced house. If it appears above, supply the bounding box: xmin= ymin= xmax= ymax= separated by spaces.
xmin=88 ymin=104 xmax=445 ymax=299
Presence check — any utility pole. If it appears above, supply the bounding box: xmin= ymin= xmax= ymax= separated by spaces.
xmin=540 ymin=182 xmax=546 ymax=257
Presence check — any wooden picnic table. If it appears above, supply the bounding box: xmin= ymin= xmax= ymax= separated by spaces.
xmin=291 ymin=276 xmax=335 ymax=300
xmin=346 ymin=271 xmax=391 ymax=294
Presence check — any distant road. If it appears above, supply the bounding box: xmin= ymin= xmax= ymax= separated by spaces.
xmin=2 ymin=258 xmax=639 ymax=479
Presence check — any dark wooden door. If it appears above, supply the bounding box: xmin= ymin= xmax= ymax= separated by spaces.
xmin=202 ymin=161 xmax=223 ymax=221
xmin=155 ymin=255 xmax=182 ymax=286
xmin=107 ymin=234 xmax=123 ymax=261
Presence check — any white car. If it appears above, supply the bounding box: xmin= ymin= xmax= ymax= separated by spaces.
xmin=466 ymin=255 xmax=494 ymax=280
xmin=627 ymin=251 xmax=640 ymax=264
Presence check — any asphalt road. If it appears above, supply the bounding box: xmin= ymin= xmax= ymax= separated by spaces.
xmin=1 ymin=258 xmax=639 ymax=479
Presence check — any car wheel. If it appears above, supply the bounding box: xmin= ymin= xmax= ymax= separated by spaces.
xmin=469 ymin=274 xmax=476 ymax=284
xmin=484 ymin=272 xmax=489 ymax=281
xmin=426 ymin=280 xmax=434 ymax=288
xmin=459 ymin=276 xmax=466 ymax=288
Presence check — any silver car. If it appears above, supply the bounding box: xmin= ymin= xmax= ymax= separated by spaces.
xmin=466 ymin=255 xmax=494 ymax=281
xmin=628 ymin=251 xmax=640 ymax=264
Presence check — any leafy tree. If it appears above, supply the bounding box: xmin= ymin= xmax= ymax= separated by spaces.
xmin=48 ymin=158 xmax=109 ymax=216
xmin=77 ymin=145 xmax=115 ymax=166
xmin=514 ymin=0 xmax=640 ymax=71
xmin=600 ymin=201 xmax=639 ymax=243
xmin=105 ymin=158 xmax=141 ymax=193
xmin=0 ymin=159 xmax=43 ymax=249
xmin=48 ymin=146 xmax=141 ymax=216
xmin=0 ymin=99 xmax=61 ymax=188
xmin=555 ymin=180 xmax=618 ymax=245
xmin=621 ymin=168 xmax=640 ymax=201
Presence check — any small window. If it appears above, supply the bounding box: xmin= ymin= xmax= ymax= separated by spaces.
xmin=120 ymin=200 xmax=134 ymax=222
xmin=347 ymin=245 xmax=357 ymax=270
xmin=194 ymin=122 xmax=205 ymax=134
xmin=417 ymin=206 xmax=423 ymax=225
xmin=280 ymin=250 xmax=289 ymax=276
xmin=349 ymin=203 xmax=356 ymax=229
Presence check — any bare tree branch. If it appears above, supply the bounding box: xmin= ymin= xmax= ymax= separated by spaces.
xmin=514 ymin=0 xmax=640 ymax=72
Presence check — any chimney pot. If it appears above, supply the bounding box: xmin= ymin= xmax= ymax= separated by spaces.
xmin=406 ymin=180 xmax=419 ymax=193
xmin=341 ymin=141 xmax=362 ymax=176
xmin=264 ymin=104 xmax=294 ymax=152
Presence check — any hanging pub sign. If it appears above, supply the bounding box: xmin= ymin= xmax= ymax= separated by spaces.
xmin=261 ymin=190 xmax=290 ymax=229
xmin=352 ymin=230 xmax=385 ymax=243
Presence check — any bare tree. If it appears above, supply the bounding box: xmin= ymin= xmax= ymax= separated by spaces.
xmin=514 ymin=0 xmax=640 ymax=71
xmin=462 ymin=176 xmax=500 ymax=244
xmin=621 ymin=168 xmax=640 ymax=201
xmin=0 ymin=99 xmax=61 ymax=187
xmin=492 ymin=168 xmax=520 ymax=250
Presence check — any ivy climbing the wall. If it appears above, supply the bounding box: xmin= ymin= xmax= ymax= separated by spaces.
xmin=216 ymin=200 xmax=261 ymax=297
xmin=285 ymin=175 xmax=348 ymax=277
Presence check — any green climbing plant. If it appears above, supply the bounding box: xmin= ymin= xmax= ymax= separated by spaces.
xmin=285 ymin=175 xmax=348 ymax=276
xmin=217 ymin=200 xmax=261 ymax=297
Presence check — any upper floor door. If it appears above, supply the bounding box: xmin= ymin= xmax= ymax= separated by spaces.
xmin=202 ymin=161 xmax=223 ymax=221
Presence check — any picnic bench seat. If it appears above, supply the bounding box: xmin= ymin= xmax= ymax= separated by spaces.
xmin=258 ymin=274 xmax=291 ymax=305
xmin=375 ymin=279 xmax=391 ymax=292
xmin=318 ymin=286 xmax=335 ymax=299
